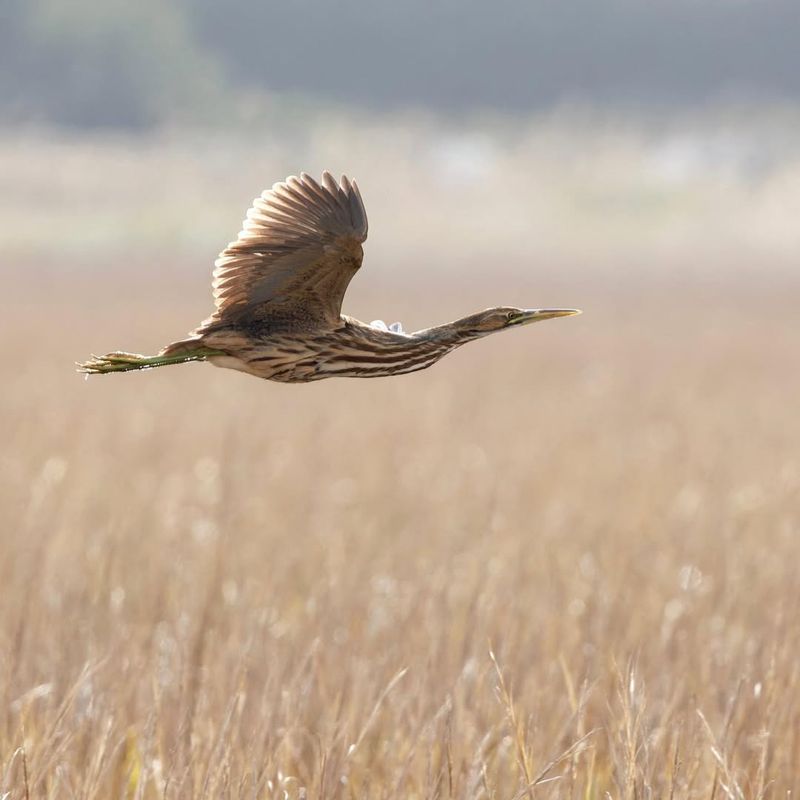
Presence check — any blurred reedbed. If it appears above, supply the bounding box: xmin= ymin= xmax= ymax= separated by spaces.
xmin=1 ymin=266 xmax=799 ymax=797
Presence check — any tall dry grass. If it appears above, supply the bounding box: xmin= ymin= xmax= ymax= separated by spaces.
xmin=2 ymin=123 xmax=800 ymax=797
xmin=2 ymin=268 xmax=799 ymax=798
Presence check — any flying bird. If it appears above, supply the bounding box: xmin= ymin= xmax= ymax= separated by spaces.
xmin=79 ymin=172 xmax=579 ymax=383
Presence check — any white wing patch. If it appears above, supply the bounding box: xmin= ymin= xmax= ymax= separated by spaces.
xmin=370 ymin=320 xmax=405 ymax=333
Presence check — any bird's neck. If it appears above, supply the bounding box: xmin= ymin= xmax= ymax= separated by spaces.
xmin=412 ymin=317 xmax=483 ymax=346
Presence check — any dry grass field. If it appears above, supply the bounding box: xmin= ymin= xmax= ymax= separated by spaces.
xmin=2 ymin=126 xmax=800 ymax=798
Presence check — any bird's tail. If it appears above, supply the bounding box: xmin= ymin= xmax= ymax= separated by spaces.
xmin=77 ymin=342 xmax=222 ymax=375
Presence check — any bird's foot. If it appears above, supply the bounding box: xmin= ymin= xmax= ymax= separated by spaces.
xmin=77 ymin=352 xmax=162 ymax=374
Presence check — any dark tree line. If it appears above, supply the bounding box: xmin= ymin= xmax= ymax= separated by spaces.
xmin=2 ymin=0 xmax=798 ymax=129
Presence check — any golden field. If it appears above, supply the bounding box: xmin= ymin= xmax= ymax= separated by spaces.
xmin=2 ymin=125 xmax=800 ymax=797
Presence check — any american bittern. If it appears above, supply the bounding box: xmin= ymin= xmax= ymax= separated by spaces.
xmin=79 ymin=172 xmax=579 ymax=383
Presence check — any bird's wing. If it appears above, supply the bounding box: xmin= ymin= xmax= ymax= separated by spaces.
xmin=202 ymin=171 xmax=368 ymax=329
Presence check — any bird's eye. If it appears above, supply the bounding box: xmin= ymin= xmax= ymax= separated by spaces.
xmin=506 ymin=311 xmax=516 ymax=321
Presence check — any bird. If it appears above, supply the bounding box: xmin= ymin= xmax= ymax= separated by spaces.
xmin=78 ymin=171 xmax=580 ymax=383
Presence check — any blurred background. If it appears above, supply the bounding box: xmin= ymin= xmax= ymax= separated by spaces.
xmin=2 ymin=2 xmax=800 ymax=796
xmin=3 ymin=0 xmax=800 ymax=271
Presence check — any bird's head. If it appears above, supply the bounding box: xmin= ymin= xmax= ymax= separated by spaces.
xmin=453 ymin=307 xmax=581 ymax=339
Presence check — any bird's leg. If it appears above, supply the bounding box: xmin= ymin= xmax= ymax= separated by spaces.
xmin=77 ymin=348 xmax=223 ymax=375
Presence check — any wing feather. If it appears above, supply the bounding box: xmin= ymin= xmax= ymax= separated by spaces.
xmin=200 ymin=171 xmax=368 ymax=330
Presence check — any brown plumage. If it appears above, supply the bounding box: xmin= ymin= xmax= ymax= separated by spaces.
xmin=78 ymin=171 xmax=580 ymax=382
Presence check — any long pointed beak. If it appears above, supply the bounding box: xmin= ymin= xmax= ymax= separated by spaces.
xmin=508 ymin=308 xmax=582 ymax=326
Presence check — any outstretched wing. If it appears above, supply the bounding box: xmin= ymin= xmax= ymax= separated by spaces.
xmin=201 ymin=171 xmax=368 ymax=331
